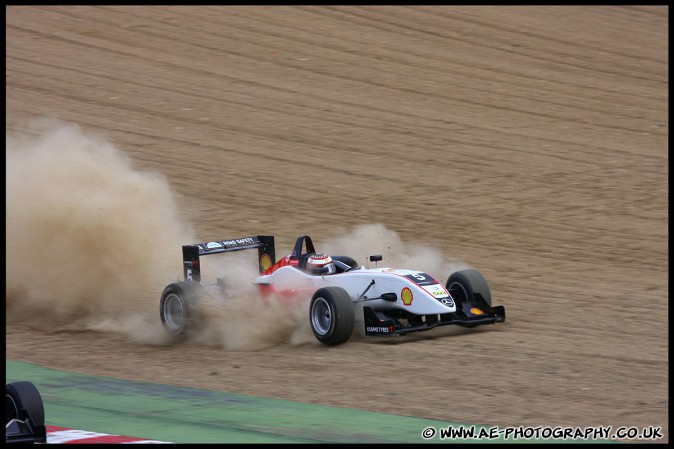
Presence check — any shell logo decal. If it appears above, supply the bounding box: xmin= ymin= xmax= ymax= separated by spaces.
xmin=401 ymin=287 xmax=413 ymax=306
xmin=260 ymin=254 xmax=273 ymax=271
xmin=470 ymin=307 xmax=484 ymax=316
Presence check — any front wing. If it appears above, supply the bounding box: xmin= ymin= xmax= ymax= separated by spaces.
xmin=363 ymin=300 xmax=506 ymax=337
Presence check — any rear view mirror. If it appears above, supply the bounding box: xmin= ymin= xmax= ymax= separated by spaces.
xmin=380 ymin=292 xmax=397 ymax=302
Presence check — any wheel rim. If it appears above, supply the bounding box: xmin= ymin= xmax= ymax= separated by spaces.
xmin=449 ymin=281 xmax=470 ymax=303
xmin=163 ymin=293 xmax=185 ymax=332
xmin=311 ymin=297 xmax=332 ymax=336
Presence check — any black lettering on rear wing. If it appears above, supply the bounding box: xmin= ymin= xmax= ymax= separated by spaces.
xmin=182 ymin=235 xmax=275 ymax=282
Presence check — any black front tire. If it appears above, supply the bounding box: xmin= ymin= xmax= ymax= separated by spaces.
xmin=446 ymin=269 xmax=492 ymax=328
xmin=6 ymin=381 xmax=45 ymax=427
xmin=159 ymin=281 xmax=203 ymax=337
xmin=446 ymin=269 xmax=492 ymax=306
xmin=309 ymin=287 xmax=355 ymax=345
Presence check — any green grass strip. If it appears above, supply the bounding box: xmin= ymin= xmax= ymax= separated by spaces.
xmin=7 ymin=359 xmax=611 ymax=443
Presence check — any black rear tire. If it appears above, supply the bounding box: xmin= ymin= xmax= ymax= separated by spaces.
xmin=309 ymin=287 xmax=355 ymax=345
xmin=159 ymin=281 xmax=203 ymax=337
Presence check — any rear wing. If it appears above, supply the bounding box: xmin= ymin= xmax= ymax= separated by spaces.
xmin=182 ymin=235 xmax=275 ymax=282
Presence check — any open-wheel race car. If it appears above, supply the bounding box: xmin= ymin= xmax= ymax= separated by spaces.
xmin=160 ymin=234 xmax=506 ymax=345
xmin=5 ymin=381 xmax=47 ymax=444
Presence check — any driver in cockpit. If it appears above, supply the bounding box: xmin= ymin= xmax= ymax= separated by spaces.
xmin=305 ymin=253 xmax=337 ymax=275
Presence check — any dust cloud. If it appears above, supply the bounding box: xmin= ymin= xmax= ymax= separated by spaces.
xmin=179 ymin=253 xmax=317 ymax=351
xmin=320 ymin=223 xmax=471 ymax=283
xmin=6 ymin=120 xmax=469 ymax=351
xmin=6 ymin=120 xmax=194 ymax=344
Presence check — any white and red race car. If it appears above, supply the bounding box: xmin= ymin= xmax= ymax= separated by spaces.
xmin=160 ymin=235 xmax=506 ymax=345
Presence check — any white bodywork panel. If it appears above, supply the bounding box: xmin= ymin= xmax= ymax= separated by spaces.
xmin=255 ymin=266 xmax=456 ymax=314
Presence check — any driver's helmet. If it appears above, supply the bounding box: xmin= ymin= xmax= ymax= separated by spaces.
xmin=306 ymin=253 xmax=336 ymax=275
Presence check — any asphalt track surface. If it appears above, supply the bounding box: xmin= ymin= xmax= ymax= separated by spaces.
xmin=8 ymin=360 xmax=616 ymax=444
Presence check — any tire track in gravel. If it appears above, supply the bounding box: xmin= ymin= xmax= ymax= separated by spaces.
xmin=8 ymin=52 xmax=666 ymax=170
xmin=9 ymin=6 xmax=660 ymax=136
xmin=7 ymin=11 xmax=664 ymax=266
xmin=7 ymin=10 xmax=667 ymax=273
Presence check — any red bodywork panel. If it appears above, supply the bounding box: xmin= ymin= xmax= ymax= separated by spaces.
xmin=257 ymin=252 xmax=310 ymax=298
xmin=262 ymin=252 xmax=303 ymax=275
